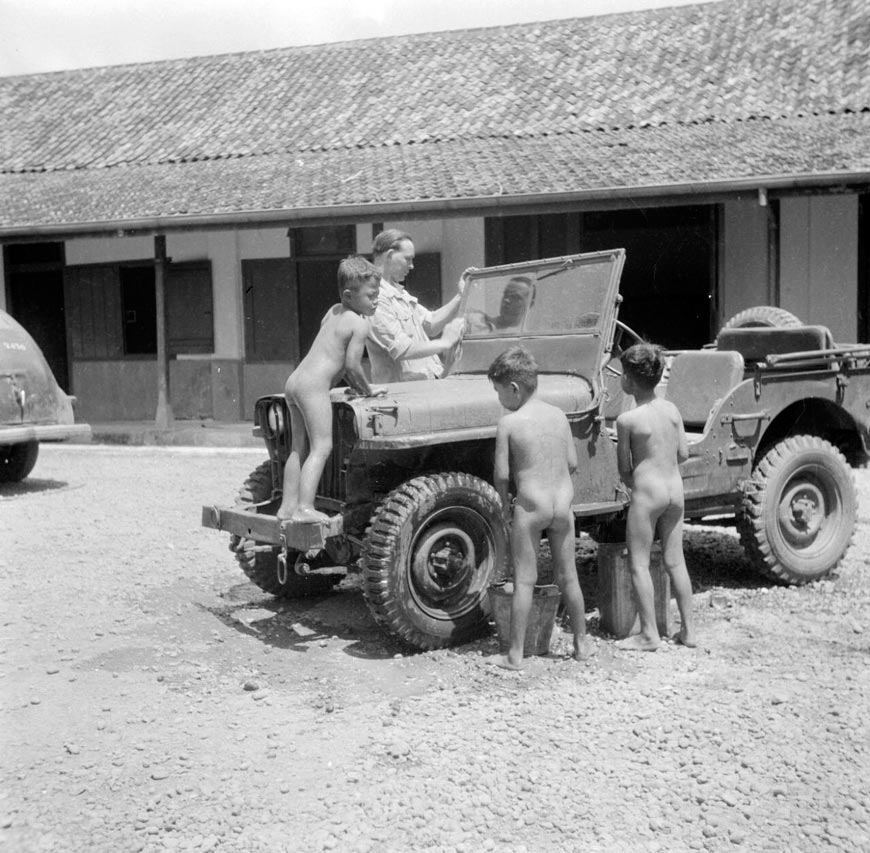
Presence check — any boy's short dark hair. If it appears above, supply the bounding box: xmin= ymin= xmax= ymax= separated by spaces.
xmin=621 ymin=342 xmax=665 ymax=389
xmin=337 ymin=255 xmax=379 ymax=297
xmin=487 ymin=345 xmax=538 ymax=393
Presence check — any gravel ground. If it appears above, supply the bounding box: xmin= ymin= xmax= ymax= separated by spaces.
xmin=1 ymin=445 xmax=869 ymax=853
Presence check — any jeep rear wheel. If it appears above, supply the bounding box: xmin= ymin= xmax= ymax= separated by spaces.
xmin=737 ymin=436 xmax=856 ymax=584
xmin=230 ymin=461 xmax=340 ymax=598
xmin=0 ymin=440 xmax=39 ymax=482
xmin=362 ymin=473 xmax=508 ymax=650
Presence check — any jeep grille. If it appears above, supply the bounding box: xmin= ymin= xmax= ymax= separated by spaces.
xmin=255 ymin=397 xmax=356 ymax=507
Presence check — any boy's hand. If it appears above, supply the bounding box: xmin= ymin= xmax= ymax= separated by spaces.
xmin=368 ymin=386 xmax=388 ymax=397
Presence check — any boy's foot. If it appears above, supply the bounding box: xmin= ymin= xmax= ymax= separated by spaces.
xmin=572 ymin=638 xmax=593 ymax=662
xmin=492 ymin=654 xmax=524 ymax=671
xmin=276 ymin=504 xmax=296 ymax=522
xmin=674 ymin=628 xmax=698 ymax=648
xmin=289 ymin=506 xmax=329 ymax=524
xmin=615 ymin=634 xmax=660 ymax=652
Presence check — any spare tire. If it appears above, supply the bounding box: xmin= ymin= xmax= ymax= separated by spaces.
xmin=719 ymin=306 xmax=801 ymax=333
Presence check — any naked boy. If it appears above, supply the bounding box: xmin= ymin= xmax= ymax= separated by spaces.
xmin=277 ymin=256 xmax=386 ymax=524
xmin=488 ymin=345 xmax=590 ymax=669
xmin=615 ymin=343 xmax=697 ymax=650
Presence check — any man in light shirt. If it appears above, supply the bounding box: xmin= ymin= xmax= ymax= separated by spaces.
xmin=366 ymin=229 xmax=468 ymax=383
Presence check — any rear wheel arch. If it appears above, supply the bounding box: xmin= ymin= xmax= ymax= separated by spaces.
xmin=754 ymin=399 xmax=864 ymax=466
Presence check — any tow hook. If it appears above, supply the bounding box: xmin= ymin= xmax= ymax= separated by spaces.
xmin=276 ymin=548 xmax=289 ymax=585
xmin=276 ymin=534 xmax=318 ymax=584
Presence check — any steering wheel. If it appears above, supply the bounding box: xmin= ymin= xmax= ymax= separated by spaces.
xmin=598 ymin=320 xmax=645 ymax=419
xmin=603 ymin=319 xmax=645 ymax=375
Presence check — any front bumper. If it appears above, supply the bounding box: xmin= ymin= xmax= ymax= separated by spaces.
xmin=0 ymin=423 xmax=92 ymax=445
xmin=201 ymin=504 xmax=344 ymax=552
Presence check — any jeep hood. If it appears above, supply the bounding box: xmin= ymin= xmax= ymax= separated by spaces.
xmin=341 ymin=374 xmax=594 ymax=447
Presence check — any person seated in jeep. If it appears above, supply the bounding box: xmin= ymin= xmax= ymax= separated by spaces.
xmin=366 ymin=229 xmax=469 ymax=383
xmin=467 ymin=275 xmax=535 ymax=334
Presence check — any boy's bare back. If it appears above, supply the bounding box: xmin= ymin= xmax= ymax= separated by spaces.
xmin=617 ymin=398 xmax=686 ymax=475
xmin=292 ymin=305 xmax=369 ymax=391
xmin=501 ymin=398 xmax=576 ymax=509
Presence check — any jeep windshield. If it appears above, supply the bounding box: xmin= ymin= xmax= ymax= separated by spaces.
xmin=460 ymin=251 xmax=622 ymax=338
xmin=447 ymin=250 xmax=625 ymax=378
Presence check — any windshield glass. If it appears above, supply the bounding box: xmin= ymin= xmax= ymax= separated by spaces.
xmin=461 ymin=255 xmax=614 ymax=337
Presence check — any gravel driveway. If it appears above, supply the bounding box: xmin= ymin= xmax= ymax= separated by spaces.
xmin=2 ymin=445 xmax=869 ymax=853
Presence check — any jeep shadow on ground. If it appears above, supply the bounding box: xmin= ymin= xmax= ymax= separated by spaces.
xmin=205 ymin=574 xmax=411 ymax=660
xmin=0 ymin=477 xmax=82 ymax=500
xmin=207 ymin=524 xmax=775 ymax=662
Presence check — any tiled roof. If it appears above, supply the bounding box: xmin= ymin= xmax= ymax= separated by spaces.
xmin=1 ymin=0 xmax=868 ymax=231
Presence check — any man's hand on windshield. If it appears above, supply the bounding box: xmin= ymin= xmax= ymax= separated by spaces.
xmin=458 ymin=267 xmax=479 ymax=296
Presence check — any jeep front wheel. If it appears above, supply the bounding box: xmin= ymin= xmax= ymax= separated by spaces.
xmin=362 ymin=473 xmax=508 ymax=650
xmin=737 ymin=436 xmax=856 ymax=584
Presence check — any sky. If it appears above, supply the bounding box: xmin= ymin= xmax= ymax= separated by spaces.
xmin=0 ymin=0 xmax=713 ymax=77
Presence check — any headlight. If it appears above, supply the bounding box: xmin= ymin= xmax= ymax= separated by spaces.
xmin=267 ymin=400 xmax=285 ymax=436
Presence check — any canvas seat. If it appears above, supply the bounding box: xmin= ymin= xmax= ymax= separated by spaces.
xmin=664 ymin=350 xmax=745 ymax=439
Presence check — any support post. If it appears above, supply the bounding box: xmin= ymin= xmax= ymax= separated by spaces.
xmin=154 ymin=235 xmax=174 ymax=430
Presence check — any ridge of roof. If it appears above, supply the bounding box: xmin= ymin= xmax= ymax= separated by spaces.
xmin=0 ymin=1 xmax=718 ymax=80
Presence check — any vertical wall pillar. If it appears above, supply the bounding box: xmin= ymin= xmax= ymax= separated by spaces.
xmin=154 ymin=234 xmax=174 ymax=429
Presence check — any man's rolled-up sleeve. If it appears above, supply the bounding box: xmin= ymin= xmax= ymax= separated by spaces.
xmin=369 ymin=307 xmax=413 ymax=360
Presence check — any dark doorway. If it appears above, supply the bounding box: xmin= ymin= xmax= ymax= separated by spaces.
xmin=121 ymin=266 xmax=157 ymax=355
xmin=581 ymin=206 xmax=717 ymax=349
xmin=4 ymin=243 xmax=69 ymax=390
xmin=485 ymin=205 xmax=717 ymax=349
xmin=297 ymin=259 xmax=340 ymax=357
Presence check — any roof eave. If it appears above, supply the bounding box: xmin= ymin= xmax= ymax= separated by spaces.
xmin=2 ymin=170 xmax=869 ymax=241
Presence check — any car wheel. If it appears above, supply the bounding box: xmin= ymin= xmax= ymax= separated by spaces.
xmin=737 ymin=436 xmax=856 ymax=584
xmin=719 ymin=306 xmax=802 ymax=333
xmin=362 ymin=472 xmax=508 ymax=650
xmin=0 ymin=441 xmax=39 ymax=482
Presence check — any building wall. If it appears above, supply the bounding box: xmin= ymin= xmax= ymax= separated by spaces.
xmin=780 ymin=195 xmax=859 ymax=341
xmin=721 ymin=198 xmax=770 ymax=324
xmin=16 ymin=192 xmax=863 ymax=421
xmin=383 ymin=217 xmax=485 ymax=302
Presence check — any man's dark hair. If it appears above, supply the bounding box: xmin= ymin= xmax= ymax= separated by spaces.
xmin=371 ymin=229 xmax=412 ymax=259
xmin=621 ymin=342 xmax=665 ymax=389
xmin=487 ymin=344 xmax=538 ymax=393
xmin=337 ymin=254 xmax=379 ymax=297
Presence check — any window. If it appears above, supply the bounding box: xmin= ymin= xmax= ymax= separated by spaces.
xmin=64 ymin=261 xmax=214 ymax=359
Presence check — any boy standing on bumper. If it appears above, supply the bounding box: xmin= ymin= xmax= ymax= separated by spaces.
xmin=488 ymin=345 xmax=590 ymax=669
xmin=277 ymin=255 xmax=386 ymax=524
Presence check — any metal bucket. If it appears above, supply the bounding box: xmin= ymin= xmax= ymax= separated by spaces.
xmin=489 ymin=581 xmax=562 ymax=657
